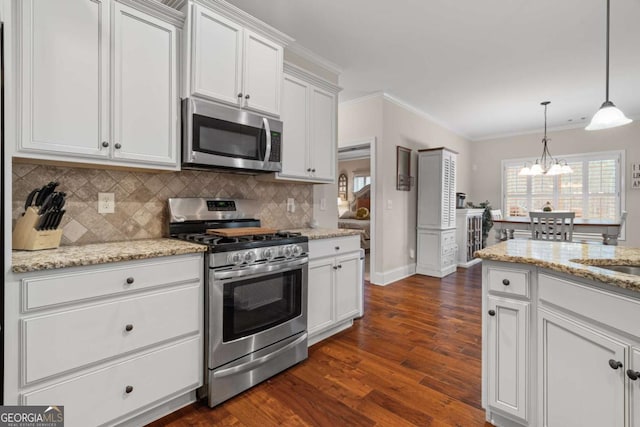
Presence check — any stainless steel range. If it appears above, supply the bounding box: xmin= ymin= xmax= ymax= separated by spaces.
xmin=168 ymin=198 xmax=308 ymax=407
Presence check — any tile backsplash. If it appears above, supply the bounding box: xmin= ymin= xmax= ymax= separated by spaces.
xmin=12 ymin=162 xmax=313 ymax=245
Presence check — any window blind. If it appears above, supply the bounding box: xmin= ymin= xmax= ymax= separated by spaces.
xmin=502 ymin=151 xmax=623 ymax=221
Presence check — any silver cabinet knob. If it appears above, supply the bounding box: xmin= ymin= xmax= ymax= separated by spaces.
xmin=102 ymin=141 xmax=109 ymax=148
xmin=245 ymin=94 xmax=250 ymax=100
xmin=114 ymin=143 xmax=122 ymax=149
xmin=237 ymin=93 xmax=243 ymax=98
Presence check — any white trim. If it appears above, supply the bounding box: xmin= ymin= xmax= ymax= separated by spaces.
xmin=339 ymin=92 xmax=471 ymax=140
xmin=338 ymin=91 xmax=385 ymax=109
xmin=191 ymin=0 xmax=294 ymax=46
xmin=371 ymin=263 xmax=417 ymax=286
xmin=286 ymin=42 xmax=343 ymax=76
xmin=117 ymin=0 xmax=186 ymax=26
xmin=283 ymin=61 xmax=341 ymax=94
xmin=160 ymin=0 xmax=187 ymax=10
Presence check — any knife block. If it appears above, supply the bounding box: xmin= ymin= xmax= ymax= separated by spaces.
xmin=13 ymin=207 xmax=63 ymax=250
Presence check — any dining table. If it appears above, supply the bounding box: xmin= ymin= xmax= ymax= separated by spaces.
xmin=493 ymin=216 xmax=623 ymax=245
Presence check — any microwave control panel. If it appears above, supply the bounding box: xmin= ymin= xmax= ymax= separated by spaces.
xmin=269 ymin=131 xmax=281 ymax=162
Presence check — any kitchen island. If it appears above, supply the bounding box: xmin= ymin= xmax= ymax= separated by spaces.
xmin=475 ymin=240 xmax=640 ymax=427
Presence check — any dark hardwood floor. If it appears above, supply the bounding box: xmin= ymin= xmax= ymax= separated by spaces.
xmin=148 ymin=264 xmax=492 ymax=426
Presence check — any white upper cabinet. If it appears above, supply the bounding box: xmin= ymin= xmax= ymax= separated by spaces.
xmin=309 ymin=87 xmax=336 ymax=181
xmin=19 ymin=0 xmax=109 ymax=159
xmin=276 ymin=64 xmax=339 ymax=183
xmin=16 ymin=0 xmax=182 ymax=170
xmin=191 ymin=5 xmax=243 ymax=106
xmin=189 ymin=4 xmax=283 ymax=117
xmin=112 ymin=3 xmax=178 ymax=166
xmin=417 ymin=148 xmax=457 ymax=229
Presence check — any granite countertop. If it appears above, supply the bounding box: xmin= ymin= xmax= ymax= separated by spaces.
xmin=12 ymin=238 xmax=208 ymax=273
xmin=475 ymin=240 xmax=640 ymax=292
xmin=286 ymin=228 xmax=362 ymax=240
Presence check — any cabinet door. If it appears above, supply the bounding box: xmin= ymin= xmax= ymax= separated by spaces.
xmin=191 ymin=5 xmax=243 ymax=106
xmin=308 ymin=258 xmax=334 ymax=335
xmin=486 ymin=296 xmax=529 ymax=422
xmin=19 ymin=0 xmax=109 ymax=158
xmin=539 ymin=309 xmax=625 ymax=427
xmin=279 ymin=74 xmax=310 ymax=179
xmin=112 ymin=3 xmax=178 ymax=167
xmin=242 ymin=30 xmax=283 ymax=116
xmin=417 ymin=153 xmax=443 ymax=228
xmin=335 ymin=254 xmax=361 ymax=322
xmin=309 ymin=87 xmax=336 ymax=182
xmin=442 ymin=152 xmax=456 ymax=228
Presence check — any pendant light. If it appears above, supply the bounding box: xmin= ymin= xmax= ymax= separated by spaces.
xmin=585 ymin=0 xmax=632 ymax=130
xmin=519 ymin=102 xmax=573 ymax=176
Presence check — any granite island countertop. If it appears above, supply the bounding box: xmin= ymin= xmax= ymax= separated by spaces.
xmin=285 ymin=228 xmax=362 ymax=240
xmin=475 ymin=240 xmax=640 ymax=292
xmin=12 ymin=238 xmax=208 ymax=273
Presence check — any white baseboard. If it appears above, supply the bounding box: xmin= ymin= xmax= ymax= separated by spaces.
xmin=370 ymin=263 xmax=416 ymax=286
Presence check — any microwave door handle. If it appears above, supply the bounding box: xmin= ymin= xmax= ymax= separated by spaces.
xmin=263 ymin=117 xmax=272 ymax=164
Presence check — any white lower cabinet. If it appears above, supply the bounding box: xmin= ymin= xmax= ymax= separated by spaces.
xmin=486 ymin=296 xmax=529 ymax=422
xmin=4 ymin=253 xmax=204 ymax=427
xmin=483 ymin=261 xmax=640 ymax=427
xmin=416 ymin=229 xmax=457 ymax=278
xmin=307 ymin=236 xmax=362 ymax=345
xmin=538 ymin=308 xmax=625 ymax=427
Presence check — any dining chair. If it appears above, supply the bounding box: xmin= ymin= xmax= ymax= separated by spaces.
xmin=490 ymin=210 xmax=508 ymax=242
xmin=530 ymin=212 xmax=575 ymax=241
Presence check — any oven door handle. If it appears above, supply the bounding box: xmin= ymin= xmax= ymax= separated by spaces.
xmin=213 ymin=332 xmax=307 ymax=379
xmin=212 ymin=257 xmax=308 ymax=281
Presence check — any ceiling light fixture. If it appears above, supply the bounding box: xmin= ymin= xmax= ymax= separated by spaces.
xmin=585 ymin=0 xmax=632 ymax=131
xmin=519 ymin=102 xmax=573 ymax=176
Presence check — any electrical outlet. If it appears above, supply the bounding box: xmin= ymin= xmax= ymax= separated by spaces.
xmin=287 ymin=198 xmax=295 ymax=213
xmin=98 ymin=193 xmax=115 ymax=214
xmin=387 ymin=199 xmax=393 ymax=210
xmin=409 ymin=249 xmax=415 ymax=259
xmin=320 ymin=198 xmax=326 ymax=211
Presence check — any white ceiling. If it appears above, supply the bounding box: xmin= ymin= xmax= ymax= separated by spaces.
xmin=226 ymin=0 xmax=640 ymax=140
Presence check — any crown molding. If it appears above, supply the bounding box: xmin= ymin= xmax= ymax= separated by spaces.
xmin=118 ymin=0 xmax=186 ymax=25
xmin=284 ymin=62 xmax=342 ymax=94
xmin=192 ymin=0 xmax=294 ymax=46
xmin=286 ymin=42 xmax=342 ymax=77
xmin=160 ymin=0 xmax=187 ymax=10
xmin=338 ymin=92 xmax=385 ymax=108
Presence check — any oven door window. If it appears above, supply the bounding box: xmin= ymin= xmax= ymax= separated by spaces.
xmin=223 ymin=269 xmax=302 ymax=342
xmin=193 ymin=114 xmax=266 ymax=161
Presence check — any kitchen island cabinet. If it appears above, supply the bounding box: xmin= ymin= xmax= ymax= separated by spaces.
xmin=6 ymin=242 xmax=206 ymax=427
xmin=476 ymin=240 xmax=640 ymax=427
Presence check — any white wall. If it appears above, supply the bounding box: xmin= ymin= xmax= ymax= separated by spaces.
xmin=470 ymin=121 xmax=640 ymax=247
xmin=339 ymin=94 xmax=474 ymax=284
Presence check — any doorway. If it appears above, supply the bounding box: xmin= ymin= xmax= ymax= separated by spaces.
xmin=337 ymin=138 xmax=376 ymax=283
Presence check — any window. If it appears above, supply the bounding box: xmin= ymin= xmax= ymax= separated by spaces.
xmin=353 ymin=174 xmax=371 ymax=193
xmin=502 ymin=151 xmax=624 ymax=220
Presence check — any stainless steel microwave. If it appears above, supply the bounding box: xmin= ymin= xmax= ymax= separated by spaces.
xmin=182 ymin=98 xmax=283 ymax=173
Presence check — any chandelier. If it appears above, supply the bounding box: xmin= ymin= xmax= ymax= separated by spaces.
xmin=519 ymin=102 xmax=573 ymax=176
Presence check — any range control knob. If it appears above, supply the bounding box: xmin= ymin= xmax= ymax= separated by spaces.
xmin=244 ymin=251 xmax=257 ymax=264
xmin=228 ymin=252 xmax=243 ymax=266
xmin=292 ymin=245 xmax=303 ymax=257
xmin=283 ymin=245 xmax=293 ymax=258
xmin=262 ymin=248 xmax=275 ymax=260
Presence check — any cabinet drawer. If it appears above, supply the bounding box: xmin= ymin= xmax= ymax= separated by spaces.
xmin=22 ymin=284 xmax=200 ymax=385
xmin=487 ymin=267 xmax=530 ymax=298
xmin=22 ymin=337 xmax=201 ymax=427
xmin=21 ymin=255 xmax=202 ymax=311
xmin=309 ymin=236 xmax=360 ymax=259
xmin=539 ymin=273 xmax=640 ymax=338
xmin=442 ymin=230 xmax=456 ymax=247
